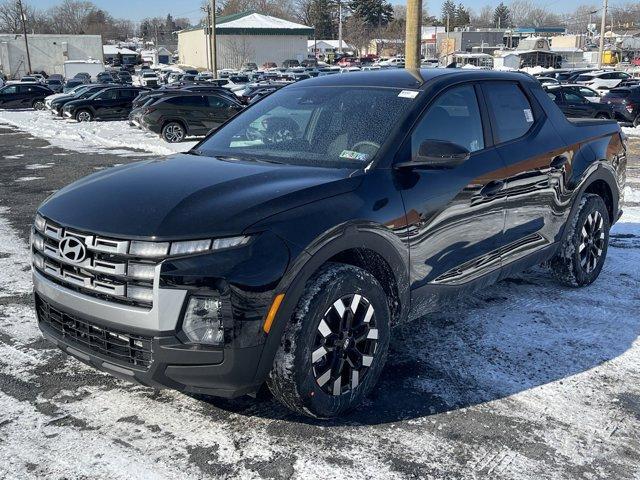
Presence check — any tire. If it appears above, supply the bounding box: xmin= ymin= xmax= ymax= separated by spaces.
xmin=595 ymin=113 xmax=610 ymax=119
xmin=633 ymin=115 xmax=640 ymax=128
xmin=162 ymin=122 xmax=186 ymax=143
xmin=267 ymin=263 xmax=390 ymax=418
xmin=75 ymin=109 xmax=93 ymax=122
xmin=32 ymin=99 xmax=45 ymax=110
xmin=550 ymin=193 xmax=610 ymax=287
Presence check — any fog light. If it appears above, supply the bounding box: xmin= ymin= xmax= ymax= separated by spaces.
xmin=32 ymin=234 xmax=44 ymax=251
xmin=33 ymin=252 xmax=45 ymax=270
xmin=182 ymin=295 xmax=224 ymax=345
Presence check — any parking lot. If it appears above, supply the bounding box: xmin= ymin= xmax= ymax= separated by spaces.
xmin=1 ymin=111 xmax=640 ymax=479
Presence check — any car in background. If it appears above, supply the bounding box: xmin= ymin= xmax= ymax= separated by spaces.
xmin=96 ymin=71 xmax=117 ymax=83
xmin=45 ymin=84 xmax=91 ymax=108
xmin=117 ymin=71 xmax=133 ymax=84
xmin=63 ymin=78 xmax=88 ymax=93
xmin=559 ymin=84 xmax=603 ymax=102
xmin=242 ymin=62 xmax=258 ymax=71
xmin=62 ymin=86 xmax=146 ymax=122
xmin=575 ymin=70 xmax=635 ymax=91
xmin=17 ymin=75 xmax=40 ymax=84
xmin=537 ymin=77 xmax=561 ymax=86
xmin=0 ymin=83 xmax=52 ymax=109
xmin=337 ymin=57 xmax=361 ymax=68
xmin=545 ymin=86 xmax=613 ymax=119
xmin=378 ymin=57 xmax=405 ymax=68
xmin=140 ymin=71 xmax=160 ymax=88
xmin=282 ymin=59 xmax=300 ymax=69
xmin=45 ymin=78 xmax=64 ymax=93
xmin=138 ymin=92 xmax=243 ymax=142
xmin=48 ymin=84 xmax=118 ymax=116
xmin=235 ymin=82 xmax=287 ymax=104
xmin=73 ymin=72 xmax=92 ymax=82
xmin=261 ymin=61 xmax=277 ymax=70
xmin=602 ymin=86 xmax=640 ymax=126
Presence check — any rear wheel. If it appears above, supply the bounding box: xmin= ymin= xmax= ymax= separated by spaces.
xmin=32 ymin=99 xmax=45 ymax=110
xmin=550 ymin=193 xmax=610 ymax=287
xmin=267 ymin=263 xmax=390 ymax=418
xmin=595 ymin=113 xmax=610 ymax=119
xmin=162 ymin=122 xmax=185 ymax=143
xmin=75 ymin=109 xmax=93 ymax=122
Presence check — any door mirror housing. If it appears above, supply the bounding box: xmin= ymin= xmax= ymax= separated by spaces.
xmin=395 ymin=140 xmax=471 ymax=170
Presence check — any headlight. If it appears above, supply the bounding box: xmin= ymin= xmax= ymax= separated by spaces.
xmin=170 ymin=239 xmax=211 ymax=255
xmin=129 ymin=240 xmax=169 ymax=257
xmin=212 ymin=236 xmax=251 ymax=250
xmin=34 ymin=213 xmax=46 ymax=232
xmin=182 ymin=295 xmax=224 ymax=345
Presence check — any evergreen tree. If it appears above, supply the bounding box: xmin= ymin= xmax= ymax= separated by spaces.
xmin=441 ymin=0 xmax=456 ymax=27
xmin=308 ymin=0 xmax=339 ymax=39
xmin=455 ymin=3 xmax=470 ymax=27
xmin=349 ymin=0 xmax=394 ymax=28
xmin=493 ymin=2 xmax=511 ymax=28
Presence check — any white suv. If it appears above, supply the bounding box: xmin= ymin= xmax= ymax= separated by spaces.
xmin=575 ymin=70 xmax=632 ymax=91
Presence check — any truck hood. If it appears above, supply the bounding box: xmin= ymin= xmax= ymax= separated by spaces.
xmin=39 ymin=154 xmax=362 ymax=240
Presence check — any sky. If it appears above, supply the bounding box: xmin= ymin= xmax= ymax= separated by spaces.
xmin=28 ymin=0 xmax=588 ymax=24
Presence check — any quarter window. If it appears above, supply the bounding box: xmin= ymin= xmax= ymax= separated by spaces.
xmin=484 ymin=82 xmax=535 ymax=143
xmin=411 ymin=84 xmax=484 ymax=156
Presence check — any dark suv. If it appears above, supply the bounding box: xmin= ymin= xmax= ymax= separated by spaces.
xmin=139 ymin=93 xmax=243 ymax=142
xmin=32 ymin=70 xmax=626 ymax=418
xmin=0 ymin=84 xmax=52 ymax=109
xmin=544 ymin=85 xmax=614 ymax=119
xmin=62 ymin=86 xmax=146 ymax=122
xmin=602 ymin=86 xmax=640 ymax=126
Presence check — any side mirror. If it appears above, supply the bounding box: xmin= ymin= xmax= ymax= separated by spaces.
xmin=395 ymin=140 xmax=470 ymax=170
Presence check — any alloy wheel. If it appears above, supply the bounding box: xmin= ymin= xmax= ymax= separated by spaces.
xmin=579 ymin=210 xmax=605 ymax=274
xmin=164 ymin=124 xmax=184 ymax=143
xmin=311 ymin=294 xmax=378 ymax=396
xmin=77 ymin=111 xmax=91 ymax=122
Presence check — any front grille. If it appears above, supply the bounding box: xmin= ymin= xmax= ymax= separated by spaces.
xmin=37 ymin=296 xmax=153 ymax=369
xmin=31 ymin=217 xmax=157 ymax=308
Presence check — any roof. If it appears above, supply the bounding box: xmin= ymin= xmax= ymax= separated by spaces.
xmin=307 ymin=39 xmax=354 ymax=49
xmin=513 ymin=27 xmax=566 ymax=34
xmin=179 ymin=11 xmax=313 ymax=36
xmin=294 ymin=68 xmax=535 ymax=90
xmin=103 ymin=45 xmax=137 ymax=55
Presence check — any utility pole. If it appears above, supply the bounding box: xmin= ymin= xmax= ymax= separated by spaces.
xmin=17 ymin=0 xmax=32 ymax=74
xmin=445 ymin=12 xmax=450 ymax=66
xmin=209 ymin=0 xmax=218 ymax=78
xmin=405 ymin=0 xmax=422 ymax=68
xmin=204 ymin=4 xmax=211 ymax=72
xmin=338 ymin=0 xmax=343 ymax=54
xmin=598 ymin=0 xmax=607 ymax=69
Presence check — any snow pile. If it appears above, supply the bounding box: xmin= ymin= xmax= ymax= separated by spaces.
xmin=0 ymin=110 xmax=197 ymax=156
xmin=622 ymin=126 xmax=640 ymax=137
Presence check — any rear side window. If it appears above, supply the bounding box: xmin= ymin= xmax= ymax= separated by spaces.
xmin=411 ymin=84 xmax=484 ymax=155
xmin=165 ymin=95 xmax=206 ymax=107
xmin=483 ymin=82 xmax=535 ymax=143
xmin=576 ymin=74 xmax=594 ymax=82
xmin=207 ymin=95 xmax=231 ymax=108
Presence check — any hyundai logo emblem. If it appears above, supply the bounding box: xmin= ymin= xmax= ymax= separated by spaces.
xmin=59 ymin=236 xmax=87 ymax=263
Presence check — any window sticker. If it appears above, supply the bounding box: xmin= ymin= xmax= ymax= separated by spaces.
xmin=524 ymin=108 xmax=534 ymax=123
xmin=398 ymin=90 xmax=420 ymax=99
xmin=340 ymin=150 xmax=370 ymax=161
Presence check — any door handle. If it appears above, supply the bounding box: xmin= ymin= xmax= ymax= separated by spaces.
xmin=480 ymin=180 xmax=505 ymax=197
xmin=550 ymin=155 xmax=568 ymax=170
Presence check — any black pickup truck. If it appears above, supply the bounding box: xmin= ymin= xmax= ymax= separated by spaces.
xmin=32 ymin=69 xmax=626 ymax=418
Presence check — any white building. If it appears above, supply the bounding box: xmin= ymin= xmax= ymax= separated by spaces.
xmin=0 ymin=34 xmax=103 ymax=78
xmin=178 ymin=11 xmax=314 ymax=70
xmin=103 ymin=45 xmax=138 ymax=64
xmin=307 ymin=39 xmax=355 ymax=56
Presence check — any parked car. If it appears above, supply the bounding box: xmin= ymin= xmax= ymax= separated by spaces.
xmin=602 ymin=86 xmax=640 ymax=126
xmin=242 ymin=62 xmax=258 ymax=71
xmin=575 ymin=70 xmax=635 ymax=90
xmin=559 ymin=84 xmax=603 ymax=102
xmin=261 ymin=61 xmax=277 ymax=69
xmin=73 ymin=72 xmax=92 ymax=82
xmin=45 ymin=78 xmax=64 ymax=93
xmin=48 ymin=84 xmax=118 ymax=116
xmin=235 ymin=82 xmax=287 ymax=104
xmin=537 ymin=77 xmax=561 ymax=86
xmin=96 ymin=71 xmax=117 ymax=83
xmin=0 ymin=83 xmax=51 ymax=109
xmin=140 ymin=71 xmax=160 ymax=88
xmin=18 ymin=75 xmax=40 ymax=84
xmin=544 ymin=85 xmax=613 ymax=119
xmin=116 ymin=71 xmax=133 ymax=84
xmin=282 ymin=59 xmax=300 ymax=68
xmin=138 ymin=92 xmax=243 ymax=142
xmin=32 ymin=69 xmax=626 ymax=418
xmin=63 ymin=78 xmax=87 ymax=93
xmin=61 ymin=86 xmax=146 ymax=122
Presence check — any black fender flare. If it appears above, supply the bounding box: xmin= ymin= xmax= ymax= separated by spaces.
xmin=251 ymin=223 xmax=410 ymax=385
xmin=559 ymin=162 xmax=619 ymax=245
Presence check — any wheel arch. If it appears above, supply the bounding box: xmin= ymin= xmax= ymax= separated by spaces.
xmin=252 ymin=225 xmax=410 ymax=385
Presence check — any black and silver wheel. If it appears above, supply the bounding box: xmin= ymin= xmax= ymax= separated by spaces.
xmin=162 ymin=122 xmax=185 ymax=143
xmin=76 ymin=109 xmax=92 ymax=122
xmin=268 ymin=263 xmax=390 ymax=418
xmin=595 ymin=113 xmax=610 ymax=120
xmin=32 ymin=100 xmax=45 ymax=110
xmin=550 ymin=193 xmax=610 ymax=287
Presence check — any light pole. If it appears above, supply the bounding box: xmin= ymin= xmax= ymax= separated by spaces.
xmin=598 ymin=0 xmax=607 ymax=69
xmin=405 ymin=0 xmax=422 ymax=68
xmin=17 ymin=0 xmax=32 ymax=74
xmin=209 ymin=0 xmax=218 ymax=78
xmin=338 ymin=0 xmax=343 ymax=54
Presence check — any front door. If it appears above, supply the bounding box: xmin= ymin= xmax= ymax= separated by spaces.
xmin=396 ymin=83 xmax=507 ymax=293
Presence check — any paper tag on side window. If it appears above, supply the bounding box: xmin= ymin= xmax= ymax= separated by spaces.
xmin=398 ymin=90 xmax=420 ymax=99
xmin=524 ymin=108 xmax=534 ymax=123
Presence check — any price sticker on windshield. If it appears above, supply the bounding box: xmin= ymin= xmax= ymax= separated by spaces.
xmin=340 ymin=150 xmax=370 ymax=161
xmin=398 ymin=90 xmax=420 ymax=99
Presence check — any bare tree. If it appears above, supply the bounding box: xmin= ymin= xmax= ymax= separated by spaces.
xmin=225 ymin=35 xmax=255 ymax=68
xmin=509 ymin=0 xmax=561 ymax=27
xmin=472 ymin=4 xmax=494 ymax=28
xmin=48 ymin=0 xmax=96 ymax=34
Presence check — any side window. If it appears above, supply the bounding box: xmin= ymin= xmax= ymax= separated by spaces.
xmin=411 ymin=84 xmax=484 ymax=156
xmin=207 ymin=95 xmax=229 ymax=108
xmin=483 ymin=82 xmax=535 ymax=143
xmin=2 ymin=86 xmax=18 ymax=94
xmin=546 ymin=90 xmax=561 ymax=102
xmin=99 ymin=89 xmax=118 ymax=100
xmin=564 ymin=91 xmax=585 ymax=104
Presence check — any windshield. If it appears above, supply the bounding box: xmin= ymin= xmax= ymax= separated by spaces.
xmin=195 ymin=85 xmax=416 ymax=168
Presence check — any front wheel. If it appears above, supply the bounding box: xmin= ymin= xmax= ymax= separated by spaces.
xmin=76 ymin=109 xmax=93 ymax=122
xmin=550 ymin=193 xmax=610 ymax=287
xmin=267 ymin=263 xmax=390 ymax=418
xmin=32 ymin=99 xmax=45 ymax=110
xmin=162 ymin=122 xmax=185 ymax=143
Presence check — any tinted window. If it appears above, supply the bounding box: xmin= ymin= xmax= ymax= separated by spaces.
xmin=207 ymin=95 xmax=231 ymax=108
xmin=97 ymin=89 xmax=118 ymax=100
xmin=165 ymin=95 xmax=206 ymax=107
xmin=411 ymin=84 xmax=484 ymax=154
xmin=484 ymin=82 xmax=534 ymax=143
xmin=578 ymin=87 xmax=596 ymax=97
xmin=118 ymin=89 xmax=138 ymax=99
xmin=564 ymin=91 xmax=585 ymax=103
xmin=576 ymin=74 xmax=594 ymax=82
xmin=1 ymin=86 xmax=18 ymax=94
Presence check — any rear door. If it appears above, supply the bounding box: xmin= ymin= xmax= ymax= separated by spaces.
xmin=117 ymin=88 xmax=139 ymax=117
xmin=0 ymin=85 xmax=20 ymax=107
xmin=481 ymin=81 xmax=569 ymax=270
xmin=93 ymin=88 xmax=119 ymax=118
xmin=560 ymin=89 xmax=594 ymax=118
xmin=204 ymin=95 xmax=239 ymax=131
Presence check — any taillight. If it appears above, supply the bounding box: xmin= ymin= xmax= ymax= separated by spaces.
xmin=627 ymin=102 xmax=636 ymax=113
xmin=143 ymin=107 xmax=157 ymax=115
